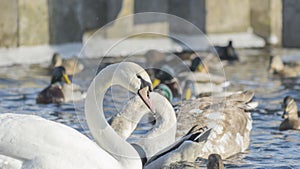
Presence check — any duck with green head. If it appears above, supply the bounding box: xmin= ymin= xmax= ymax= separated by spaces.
xmin=152 ymin=63 xmax=228 ymax=101
xmin=36 ymin=66 xmax=84 ymax=104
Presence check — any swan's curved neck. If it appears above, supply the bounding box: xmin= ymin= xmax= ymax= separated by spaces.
xmin=85 ymin=64 xmax=142 ymax=168
xmin=111 ymin=92 xmax=177 ymax=139
xmin=110 ymin=95 xmax=149 ymax=139
xmin=145 ymin=93 xmax=177 ymax=138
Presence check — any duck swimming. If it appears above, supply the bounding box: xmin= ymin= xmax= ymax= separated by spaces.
xmin=152 ymin=64 xmax=229 ymax=100
xmin=36 ymin=66 xmax=84 ymax=104
xmin=269 ymin=55 xmax=300 ymax=77
xmin=214 ymin=40 xmax=239 ymax=61
xmin=207 ymin=154 xmax=224 ymax=169
xmin=279 ymin=96 xmax=300 ymax=131
xmin=50 ymin=53 xmax=84 ymax=75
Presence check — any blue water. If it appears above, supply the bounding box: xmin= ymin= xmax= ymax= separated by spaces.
xmin=0 ymin=49 xmax=300 ymax=168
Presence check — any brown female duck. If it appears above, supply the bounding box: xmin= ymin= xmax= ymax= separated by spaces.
xmin=50 ymin=53 xmax=84 ymax=75
xmin=269 ymin=55 xmax=300 ymax=77
xmin=207 ymin=154 xmax=224 ymax=169
xmin=279 ymin=96 xmax=300 ymax=131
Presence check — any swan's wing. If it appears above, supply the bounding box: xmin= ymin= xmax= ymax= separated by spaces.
xmin=176 ymin=90 xmax=255 ymax=159
xmin=145 ymin=127 xmax=211 ymax=165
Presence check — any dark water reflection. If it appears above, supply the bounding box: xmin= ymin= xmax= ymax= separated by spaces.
xmin=0 ymin=49 xmax=300 ymax=168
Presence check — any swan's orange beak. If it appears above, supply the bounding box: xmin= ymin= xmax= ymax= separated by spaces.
xmin=138 ymin=86 xmax=155 ymax=113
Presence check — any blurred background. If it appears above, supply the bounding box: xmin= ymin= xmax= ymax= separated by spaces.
xmin=0 ymin=0 xmax=296 ymax=49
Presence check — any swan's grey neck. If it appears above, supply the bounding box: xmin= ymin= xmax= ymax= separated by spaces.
xmin=110 ymin=95 xmax=149 ymax=139
xmin=85 ymin=63 xmax=142 ymax=169
xmin=144 ymin=92 xmax=177 ymax=138
xmin=110 ymin=92 xmax=177 ymax=159
xmin=111 ymin=92 xmax=176 ymax=139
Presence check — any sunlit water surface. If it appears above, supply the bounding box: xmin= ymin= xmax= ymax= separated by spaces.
xmin=0 ymin=49 xmax=300 ymax=168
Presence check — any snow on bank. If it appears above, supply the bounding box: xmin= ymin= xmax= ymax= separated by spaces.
xmin=0 ymin=43 xmax=82 ymax=67
xmin=0 ymin=32 xmax=265 ymax=67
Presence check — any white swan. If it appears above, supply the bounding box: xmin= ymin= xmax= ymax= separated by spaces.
xmin=0 ymin=62 xmax=154 ymax=169
xmin=110 ymin=92 xmax=177 ymax=158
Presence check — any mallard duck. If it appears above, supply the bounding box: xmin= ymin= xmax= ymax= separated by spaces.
xmin=279 ymin=96 xmax=300 ymax=131
xmin=178 ymin=71 xmax=230 ymax=99
xmin=153 ymin=84 xmax=173 ymax=102
xmin=182 ymin=80 xmax=229 ymax=100
xmin=151 ymin=65 xmax=182 ymax=99
xmin=152 ymin=64 xmax=229 ymax=100
xmin=145 ymin=50 xmax=207 ymax=81
xmin=176 ymin=91 xmax=257 ymax=159
xmin=207 ymin=154 xmax=224 ymax=169
xmin=50 ymin=53 xmax=84 ymax=75
xmin=214 ymin=40 xmax=239 ymax=61
xmin=36 ymin=66 xmax=84 ymax=104
xmin=269 ymin=55 xmax=300 ymax=77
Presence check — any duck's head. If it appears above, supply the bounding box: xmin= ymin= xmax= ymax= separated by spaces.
xmin=207 ymin=154 xmax=224 ymax=169
xmin=152 ymin=65 xmax=175 ymax=88
xmin=269 ymin=55 xmax=284 ymax=74
xmin=51 ymin=53 xmax=63 ymax=67
xmin=226 ymin=40 xmax=239 ymax=61
xmin=190 ymin=57 xmax=206 ymax=73
xmin=282 ymin=96 xmax=298 ymax=119
xmin=182 ymin=80 xmax=195 ymax=100
xmin=228 ymin=40 xmax=233 ymax=47
xmin=51 ymin=66 xmax=71 ymax=85
xmin=154 ymin=84 xmax=173 ymax=102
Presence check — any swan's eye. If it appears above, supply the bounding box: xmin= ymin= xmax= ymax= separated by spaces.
xmin=137 ymin=75 xmax=152 ymax=92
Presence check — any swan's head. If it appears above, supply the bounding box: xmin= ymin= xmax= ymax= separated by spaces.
xmin=113 ymin=62 xmax=154 ymax=112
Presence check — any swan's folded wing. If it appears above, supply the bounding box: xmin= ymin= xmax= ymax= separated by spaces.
xmin=145 ymin=127 xmax=211 ymax=165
